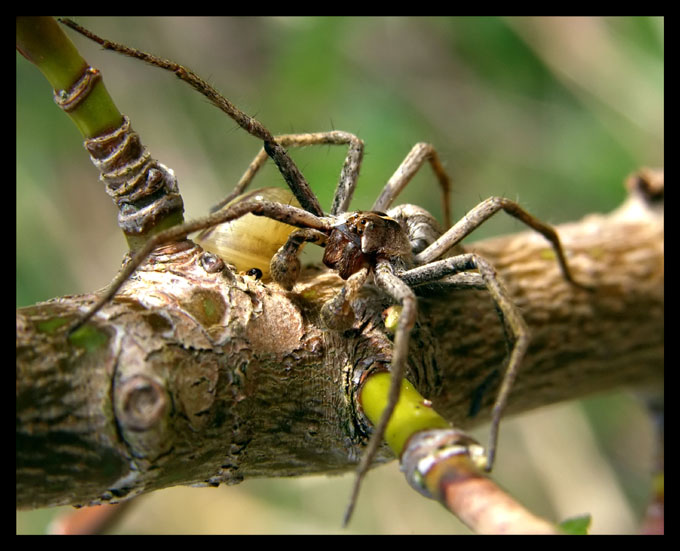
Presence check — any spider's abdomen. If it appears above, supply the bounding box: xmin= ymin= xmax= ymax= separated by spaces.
xmin=323 ymin=211 xmax=412 ymax=279
xmin=195 ymin=187 xmax=300 ymax=278
xmin=386 ymin=204 xmax=444 ymax=255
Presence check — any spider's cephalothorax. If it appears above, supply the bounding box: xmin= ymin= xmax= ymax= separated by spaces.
xmin=61 ymin=19 xmax=586 ymax=527
xmin=323 ymin=212 xmax=412 ymax=279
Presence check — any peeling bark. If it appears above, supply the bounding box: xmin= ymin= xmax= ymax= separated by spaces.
xmin=16 ymin=172 xmax=663 ymax=510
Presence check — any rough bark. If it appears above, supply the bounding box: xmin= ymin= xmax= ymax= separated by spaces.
xmin=16 ymin=171 xmax=663 ymax=510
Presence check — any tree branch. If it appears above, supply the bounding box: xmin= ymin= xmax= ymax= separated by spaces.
xmin=16 ymin=170 xmax=663 ymax=510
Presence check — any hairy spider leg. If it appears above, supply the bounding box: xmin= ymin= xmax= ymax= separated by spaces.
xmin=372 ymin=143 xmax=452 ymax=229
xmin=270 ymin=228 xmax=329 ymax=290
xmin=59 ymin=18 xmax=324 ymax=218
xmin=211 ymin=132 xmax=365 ymax=216
xmin=342 ymin=260 xmax=417 ymax=526
xmin=318 ymin=267 xmax=371 ymax=331
xmin=403 ymin=196 xmax=588 ymax=471
xmin=68 ymin=200 xmax=330 ymax=333
xmin=399 ymin=252 xmax=530 ymax=472
xmin=415 ymin=196 xmax=584 ymax=291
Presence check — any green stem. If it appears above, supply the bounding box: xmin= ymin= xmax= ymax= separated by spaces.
xmin=359 ymin=372 xmax=450 ymax=457
xmin=16 ymin=16 xmax=123 ymax=139
xmin=17 ymin=17 xmax=185 ymax=251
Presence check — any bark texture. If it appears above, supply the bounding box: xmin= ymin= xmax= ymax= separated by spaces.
xmin=16 ymin=172 xmax=663 ymax=510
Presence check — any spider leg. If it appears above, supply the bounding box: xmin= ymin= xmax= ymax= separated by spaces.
xmin=319 ymin=267 xmax=370 ymax=331
xmin=270 ymin=228 xmax=329 ymax=290
xmin=400 ymin=252 xmax=530 ymax=471
xmin=411 ymin=272 xmax=488 ymax=292
xmin=343 ymin=260 xmax=417 ymax=525
xmin=372 ymin=143 xmax=452 ymax=228
xmin=209 ymin=147 xmax=270 ymax=213
xmin=59 ymin=19 xmax=323 ymax=217
xmin=415 ymin=196 xmax=586 ymax=289
xmin=69 ymin=200 xmax=330 ymax=333
xmin=210 ymin=131 xmax=364 ymax=215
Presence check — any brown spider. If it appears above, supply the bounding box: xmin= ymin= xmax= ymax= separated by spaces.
xmin=61 ymin=20 xmax=584 ymax=525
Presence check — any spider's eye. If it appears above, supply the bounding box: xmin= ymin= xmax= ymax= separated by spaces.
xmin=354 ymin=216 xmax=370 ymax=235
xmin=195 ymin=187 xmax=301 ymax=279
xmin=245 ymin=267 xmax=263 ymax=280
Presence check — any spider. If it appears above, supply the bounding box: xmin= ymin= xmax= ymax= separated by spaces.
xmin=61 ymin=19 xmax=584 ymax=525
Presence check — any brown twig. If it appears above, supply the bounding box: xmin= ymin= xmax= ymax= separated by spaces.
xmin=426 ymin=455 xmax=558 ymax=534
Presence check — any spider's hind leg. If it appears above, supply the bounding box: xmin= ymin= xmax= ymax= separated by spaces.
xmin=400 ymin=252 xmax=530 ymax=472
xmin=415 ymin=196 xmax=587 ymax=291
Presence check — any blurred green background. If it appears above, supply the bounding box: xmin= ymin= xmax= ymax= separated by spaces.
xmin=17 ymin=16 xmax=663 ymax=534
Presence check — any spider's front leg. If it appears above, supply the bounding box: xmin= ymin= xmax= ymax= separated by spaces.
xmin=212 ymin=131 xmax=365 ymax=216
xmin=342 ymin=260 xmax=417 ymax=525
xmin=69 ymin=199 xmax=331 ymax=332
xmin=59 ymin=19 xmax=325 ymax=219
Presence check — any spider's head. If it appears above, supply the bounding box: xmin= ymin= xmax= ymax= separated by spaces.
xmin=323 ymin=212 xmax=411 ymax=279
